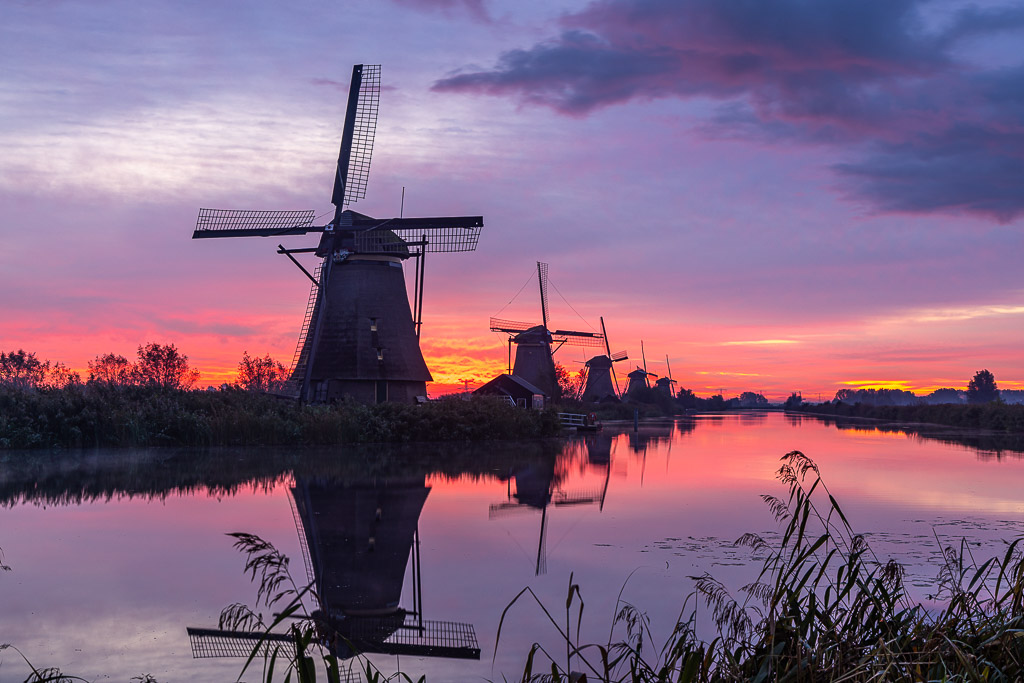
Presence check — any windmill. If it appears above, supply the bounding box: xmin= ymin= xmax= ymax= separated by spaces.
xmin=624 ymin=341 xmax=658 ymax=398
xmin=192 ymin=64 xmax=483 ymax=404
xmin=654 ymin=355 xmax=678 ymax=398
xmin=489 ymin=262 xmax=603 ymax=400
xmin=580 ymin=317 xmax=628 ymax=403
xmin=187 ymin=477 xmax=480 ymax=664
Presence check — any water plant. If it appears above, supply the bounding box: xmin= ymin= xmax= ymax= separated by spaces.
xmin=204 ymin=532 xmax=426 ymax=683
xmin=495 ymin=450 xmax=1024 ymax=681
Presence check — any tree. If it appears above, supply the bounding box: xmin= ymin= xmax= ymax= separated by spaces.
xmin=554 ymin=363 xmax=582 ymax=402
xmin=135 ymin=343 xmax=199 ymax=390
xmin=0 ymin=349 xmax=49 ymax=389
xmin=236 ymin=352 xmax=289 ymax=393
xmin=738 ymin=391 xmax=769 ymax=407
xmin=676 ymin=387 xmax=700 ymax=409
xmin=88 ymin=353 xmax=136 ymax=386
xmin=834 ymin=389 xmax=856 ymax=403
xmin=783 ymin=392 xmax=803 ymax=409
xmin=966 ymin=369 xmax=999 ymax=404
xmin=705 ymin=394 xmax=726 ymax=410
xmin=923 ymin=388 xmax=963 ymax=405
xmin=48 ymin=362 xmax=82 ymax=389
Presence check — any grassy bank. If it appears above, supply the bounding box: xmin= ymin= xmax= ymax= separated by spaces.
xmin=791 ymin=400 xmax=1024 ymax=432
xmin=0 ymin=385 xmax=561 ymax=449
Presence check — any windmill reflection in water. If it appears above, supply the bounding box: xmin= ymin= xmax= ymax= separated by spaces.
xmin=489 ymin=435 xmax=613 ymax=575
xmin=187 ymin=476 xmax=480 ymax=670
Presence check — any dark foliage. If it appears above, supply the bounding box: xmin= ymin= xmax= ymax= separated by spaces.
xmin=793 ymin=400 xmax=1024 ymax=433
xmin=967 ymin=368 xmax=1000 ymax=404
xmin=0 ymin=385 xmax=561 ymax=450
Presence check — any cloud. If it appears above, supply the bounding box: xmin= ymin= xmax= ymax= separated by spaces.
xmin=433 ymin=0 xmax=1024 ymax=220
xmin=389 ymin=0 xmax=489 ymax=22
xmin=721 ymin=339 xmax=801 ymax=346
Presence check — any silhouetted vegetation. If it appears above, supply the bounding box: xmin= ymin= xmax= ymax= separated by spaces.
xmin=0 ymin=384 xmax=561 ymax=449
xmin=494 ymin=452 xmax=1024 ymax=681
xmin=0 ymin=346 xmax=561 ymax=449
xmin=968 ymin=368 xmax=999 ymax=404
xmin=833 ymin=387 xmax=920 ymax=406
xmin=236 ymin=351 xmax=290 ymax=393
xmin=793 ymin=400 xmax=1024 ymax=433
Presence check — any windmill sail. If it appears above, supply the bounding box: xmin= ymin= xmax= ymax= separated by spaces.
xmin=333 ymin=64 xmax=380 ymax=210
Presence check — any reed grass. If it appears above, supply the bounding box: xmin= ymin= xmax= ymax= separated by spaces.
xmin=0 ymin=384 xmax=561 ymax=449
xmin=496 ymin=451 xmax=1024 ymax=682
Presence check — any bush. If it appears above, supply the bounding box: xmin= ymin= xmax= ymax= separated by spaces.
xmin=0 ymin=384 xmax=562 ymax=449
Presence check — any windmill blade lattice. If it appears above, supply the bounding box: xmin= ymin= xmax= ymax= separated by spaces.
xmin=193 ymin=208 xmax=318 ymax=238
xmin=489 ymin=317 xmax=537 ymax=333
xmin=552 ymin=330 xmax=605 ymax=347
xmin=339 ymin=64 xmax=380 ymax=207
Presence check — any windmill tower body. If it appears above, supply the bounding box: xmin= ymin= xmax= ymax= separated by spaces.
xmin=625 ymin=368 xmax=651 ymax=397
xmin=511 ymin=326 xmax=558 ymax=400
xmin=581 ymin=355 xmax=616 ymax=402
xmin=191 ymin=65 xmax=482 ymax=404
xmin=654 ymin=376 xmax=676 ymax=398
xmin=581 ymin=319 xmax=626 ymax=403
xmin=297 ymin=253 xmax=430 ymax=403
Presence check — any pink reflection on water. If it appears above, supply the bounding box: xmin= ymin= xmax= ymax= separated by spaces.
xmin=2 ymin=413 xmax=1024 ymax=681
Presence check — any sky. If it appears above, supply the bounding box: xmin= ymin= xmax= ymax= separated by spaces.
xmin=2 ymin=0 xmax=1024 ymax=400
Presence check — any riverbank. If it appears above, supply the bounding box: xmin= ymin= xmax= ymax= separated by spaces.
xmin=0 ymin=385 xmax=562 ymax=449
xmin=790 ymin=400 xmax=1024 ymax=432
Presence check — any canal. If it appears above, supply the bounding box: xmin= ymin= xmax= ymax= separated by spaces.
xmin=2 ymin=411 xmax=1024 ymax=681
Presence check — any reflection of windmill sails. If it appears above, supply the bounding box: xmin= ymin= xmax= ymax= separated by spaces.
xmin=188 ymin=478 xmax=480 ymax=663
xmin=489 ymin=443 xmax=611 ymax=576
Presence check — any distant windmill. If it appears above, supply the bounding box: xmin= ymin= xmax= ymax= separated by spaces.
xmin=654 ymin=355 xmax=678 ymax=397
xmin=187 ymin=477 xmax=480 ymax=664
xmin=192 ymin=64 xmax=483 ymax=404
xmin=625 ymin=341 xmax=658 ymax=398
xmin=580 ymin=317 xmax=628 ymax=403
xmin=490 ymin=262 xmax=604 ymax=399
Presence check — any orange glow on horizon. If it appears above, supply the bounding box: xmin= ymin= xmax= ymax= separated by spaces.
xmin=10 ymin=305 xmax=1024 ymax=402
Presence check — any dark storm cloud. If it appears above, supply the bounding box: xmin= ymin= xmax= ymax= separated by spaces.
xmin=433 ymin=0 xmax=1024 ymax=220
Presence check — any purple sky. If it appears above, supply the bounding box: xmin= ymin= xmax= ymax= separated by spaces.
xmin=2 ymin=0 xmax=1023 ymax=398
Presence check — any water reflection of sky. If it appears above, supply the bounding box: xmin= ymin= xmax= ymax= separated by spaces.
xmin=2 ymin=412 xmax=1024 ymax=681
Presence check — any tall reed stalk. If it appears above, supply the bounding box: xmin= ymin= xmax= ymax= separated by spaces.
xmin=497 ymin=450 xmax=1024 ymax=682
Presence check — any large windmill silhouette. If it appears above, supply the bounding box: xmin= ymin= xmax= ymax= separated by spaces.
xmin=192 ymin=65 xmax=483 ymax=403
xmin=490 ymin=262 xmax=603 ymax=399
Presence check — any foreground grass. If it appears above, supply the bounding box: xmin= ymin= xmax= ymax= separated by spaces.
xmin=502 ymin=451 xmax=1024 ymax=682
xmin=0 ymin=385 xmax=561 ymax=449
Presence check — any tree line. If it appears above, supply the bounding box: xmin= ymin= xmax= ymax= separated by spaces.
xmin=0 ymin=346 xmax=290 ymax=393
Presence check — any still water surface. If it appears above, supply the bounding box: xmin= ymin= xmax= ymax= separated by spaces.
xmin=3 ymin=412 xmax=1024 ymax=681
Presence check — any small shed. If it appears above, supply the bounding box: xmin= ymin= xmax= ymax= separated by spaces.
xmin=474 ymin=374 xmax=547 ymax=408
